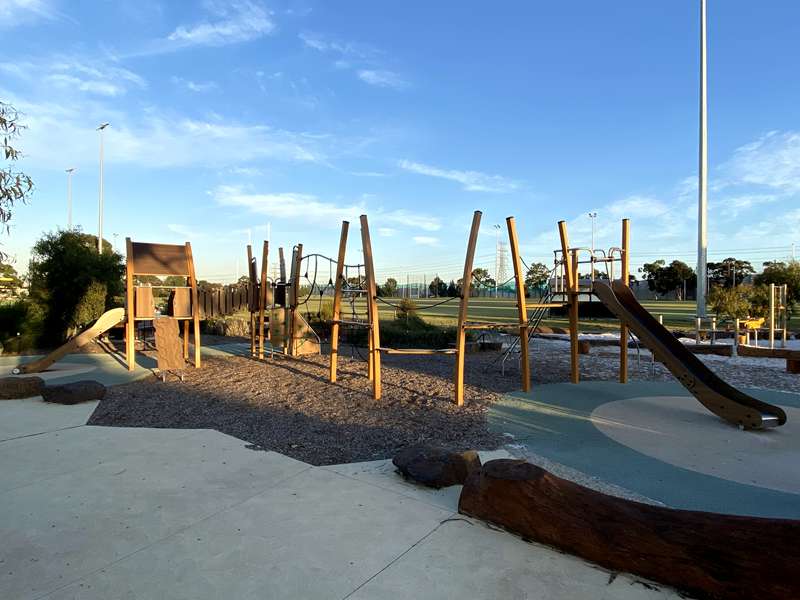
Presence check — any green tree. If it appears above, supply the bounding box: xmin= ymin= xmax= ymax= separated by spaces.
xmin=524 ymin=262 xmax=550 ymax=291
xmin=28 ymin=229 xmax=124 ymax=344
xmin=707 ymin=285 xmax=756 ymax=321
xmin=446 ymin=280 xmax=458 ymax=297
xmin=0 ymin=261 xmax=22 ymax=295
xmin=382 ymin=277 xmax=398 ymax=296
xmin=755 ymin=260 xmax=800 ymax=311
xmin=707 ymin=258 xmax=754 ymax=288
xmin=428 ymin=276 xmax=447 ymax=297
xmin=163 ymin=275 xmax=187 ymax=287
xmin=640 ymin=260 xmax=695 ymax=299
xmin=1 ymin=102 xmax=34 ymax=260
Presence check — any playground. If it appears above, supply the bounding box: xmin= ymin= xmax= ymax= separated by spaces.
xmin=3 ymin=211 xmax=800 ymax=600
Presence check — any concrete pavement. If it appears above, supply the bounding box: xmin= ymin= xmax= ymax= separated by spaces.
xmin=0 ymin=395 xmax=687 ymax=600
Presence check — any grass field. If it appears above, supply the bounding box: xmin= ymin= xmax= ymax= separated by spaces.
xmin=293 ymin=296 xmax=729 ymax=334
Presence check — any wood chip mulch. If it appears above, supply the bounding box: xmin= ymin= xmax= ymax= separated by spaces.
xmin=88 ymin=351 xmax=515 ymax=466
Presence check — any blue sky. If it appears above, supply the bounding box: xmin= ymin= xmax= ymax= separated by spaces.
xmin=2 ymin=0 xmax=799 ymax=284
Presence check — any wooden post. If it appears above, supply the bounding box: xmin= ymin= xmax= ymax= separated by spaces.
xmin=620 ymin=218 xmax=630 ymax=383
xmin=506 ymin=216 xmax=530 ymax=392
xmin=185 ymin=242 xmax=201 ymax=368
xmin=258 ymin=241 xmax=269 ymax=358
xmin=182 ymin=320 xmax=190 ymax=358
xmin=455 ymin=211 xmax=482 ymax=406
xmin=278 ymin=247 xmax=286 ymax=282
xmin=557 ymin=221 xmax=579 ymax=383
xmin=247 ymin=244 xmax=256 ymax=357
xmin=289 ymin=244 xmax=303 ymax=356
xmin=125 ymin=237 xmax=136 ymax=371
xmin=360 ymin=215 xmax=381 ymax=399
xmin=330 ymin=221 xmax=349 ymax=382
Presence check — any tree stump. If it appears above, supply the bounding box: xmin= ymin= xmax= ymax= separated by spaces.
xmin=459 ymin=459 xmax=800 ymax=600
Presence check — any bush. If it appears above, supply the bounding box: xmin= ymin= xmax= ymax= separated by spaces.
xmin=0 ymin=299 xmax=44 ymax=352
xmin=28 ymin=229 xmax=124 ymax=345
xmin=707 ymin=285 xmax=758 ymax=322
xmin=396 ymin=298 xmax=418 ymax=320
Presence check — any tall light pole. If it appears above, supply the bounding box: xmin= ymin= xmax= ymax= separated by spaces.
xmin=588 ymin=212 xmax=597 ymax=280
xmin=494 ymin=224 xmax=501 ymax=298
xmin=97 ymin=123 xmax=110 ymax=253
xmin=65 ymin=167 xmax=76 ymax=229
xmin=696 ymin=0 xmax=708 ymax=316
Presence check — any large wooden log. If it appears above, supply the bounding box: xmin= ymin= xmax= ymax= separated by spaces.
xmin=458 ymin=459 xmax=800 ymax=600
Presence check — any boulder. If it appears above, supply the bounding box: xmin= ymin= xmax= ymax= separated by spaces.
xmin=459 ymin=459 xmax=800 ymax=600
xmin=393 ymin=445 xmax=481 ymax=488
xmin=0 ymin=376 xmax=45 ymax=399
xmin=41 ymin=380 xmax=106 ymax=405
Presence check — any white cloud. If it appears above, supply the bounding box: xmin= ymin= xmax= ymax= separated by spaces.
xmin=357 ymin=69 xmax=408 ymax=90
xmin=165 ymin=1 xmax=275 ymax=49
xmin=167 ymin=224 xmax=204 ymax=239
xmin=398 ymin=159 xmax=520 ymax=193
xmin=1 ymin=57 xmax=146 ymax=97
xmin=378 ymin=227 xmax=396 ymax=237
xmin=171 ymin=76 xmax=217 ymax=93
xmin=212 ymin=186 xmax=364 ymax=225
xmin=4 ymin=93 xmax=325 ymax=169
xmin=298 ymin=31 xmax=373 ymax=58
xmin=0 ymin=0 xmax=56 ymax=27
xmin=412 ymin=236 xmax=439 ymax=247
xmin=380 ymin=209 xmax=440 ymax=231
xmin=723 ymin=131 xmax=800 ymax=191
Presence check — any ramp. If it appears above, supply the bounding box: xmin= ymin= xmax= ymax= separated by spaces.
xmin=592 ymin=281 xmax=785 ymax=430
xmin=12 ymin=308 xmax=125 ymax=375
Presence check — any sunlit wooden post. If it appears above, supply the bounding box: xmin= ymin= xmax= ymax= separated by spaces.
xmin=557 ymin=221 xmax=579 ymax=383
xmin=247 ymin=244 xmax=256 ymax=357
xmin=330 ymin=221 xmax=349 ymax=382
xmin=360 ymin=215 xmax=381 ymax=399
xmin=186 ymin=242 xmax=201 ymax=368
xmin=620 ymin=219 xmax=630 ymax=382
xmin=506 ymin=216 xmax=530 ymax=392
xmin=258 ymin=241 xmax=269 ymax=357
xmin=288 ymin=244 xmax=303 ymax=356
xmin=455 ymin=211 xmax=482 ymax=405
xmin=125 ymin=238 xmax=136 ymax=370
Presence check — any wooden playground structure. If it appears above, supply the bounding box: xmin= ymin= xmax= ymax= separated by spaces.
xmin=328 ymin=211 xmax=555 ymax=405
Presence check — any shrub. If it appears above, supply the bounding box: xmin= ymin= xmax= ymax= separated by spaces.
xmin=707 ymin=285 xmax=755 ymax=322
xmin=0 ymin=299 xmax=44 ymax=352
xmin=396 ymin=298 xmax=418 ymax=320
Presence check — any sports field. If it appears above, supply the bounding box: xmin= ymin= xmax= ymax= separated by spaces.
xmin=298 ymin=296 xmax=714 ymax=333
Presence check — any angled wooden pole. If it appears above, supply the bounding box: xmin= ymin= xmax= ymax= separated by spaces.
xmin=125 ymin=237 xmax=136 ymax=371
xmin=247 ymin=244 xmax=256 ymax=357
xmin=360 ymin=215 xmax=381 ymax=399
xmin=506 ymin=216 xmax=530 ymax=392
xmin=557 ymin=221 xmax=579 ymax=383
xmin=278 ymin=247 xmax=286 ymax=282
xmin=455 ymin=210 xmax=482 ymax=406
xmin=186 ymin=242 xmax=201 ymax=368
xmin=258 ymin=241 xmax=269 ymax=358
xmin=620 ymin=218 xmax=631 ymax=383
xmin=330 ymin=221 xmax=349 ymax=382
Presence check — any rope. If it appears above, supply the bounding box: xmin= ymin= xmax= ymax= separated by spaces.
xmin=375 ymin=295 xmax=460 ymax=311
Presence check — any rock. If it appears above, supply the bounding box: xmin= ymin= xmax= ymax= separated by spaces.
xmin=0 ymin=376 xmax=45 ymax=399
xmin=459 ymin=459 xmax=800 ymax=600
xmin=393 ymin=445 xmax=481 ymax=488
xmin=41 ymin=380 xmax=106 ymax=405
xmin=577 ymin=340 xmax=591 ymax=354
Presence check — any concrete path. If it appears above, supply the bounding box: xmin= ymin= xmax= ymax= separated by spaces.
xmin=0 ymin=396 xmax=687 ymax=600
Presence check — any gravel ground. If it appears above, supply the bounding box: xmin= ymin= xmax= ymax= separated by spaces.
xmin=89 ymin=350 xmax=508 ymax=466
xmin=88 ymin=336 xmax=798 ymax=467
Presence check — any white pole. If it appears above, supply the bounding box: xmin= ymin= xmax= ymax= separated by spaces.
xmin=97 ymin=123 xmax=110 ymax=253
xmin=696 ymin=0 xmax=709 ymax=317
xmin=769 ymin=283 xmax=775 ymax=350
xmin=65 ymin=168 xmax=75 ymax=229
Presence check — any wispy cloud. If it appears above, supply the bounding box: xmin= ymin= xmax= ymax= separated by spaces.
xmin=357 ymin=69 xmax=408 ymax=90
xmin=3 ymin=93 xmax=326 ymax=169
xmin=1 ymin=57 xmax=146 ymax=97
xmin=157 ymin=1 xmax=275 ymax=52
xmin=412 ymin=236 xmax=439 ymax=247
xmin=721 ymin=130 xmax=800 ymax=192
xmin=167 ymin=224 xmax=204 ymax=239
xmin=380 ymin=209 xmax=440 ymax=231
xmin=0 ymin=0 xmax=57 ymax=27
xmin=171 ymin=76 xmax=218 ymax=93
xmin=212 ymin=186 xmax=364 ymax=225
xmin=378 ymin=227 xmax=396 ymax=237
xmin=398 ymin=159 xmax=520 ymax=193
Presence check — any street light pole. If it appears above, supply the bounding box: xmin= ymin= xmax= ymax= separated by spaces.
xmin=588 ymin=212 xmax=597 ymax=280
xmin=97 ymin=123 xmax=110 ymax=253
xmin=65 ymin=168 xmax=76 ymax=229
xmin=696 ymin=0 xmax=709 ymax=316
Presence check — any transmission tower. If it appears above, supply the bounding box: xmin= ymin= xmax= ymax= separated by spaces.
xmin=494 ymin=224 xmax=509 ymax=294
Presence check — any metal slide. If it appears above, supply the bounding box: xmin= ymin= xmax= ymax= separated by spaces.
xmin=593 ymin=281 xmax=786 ymax=430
